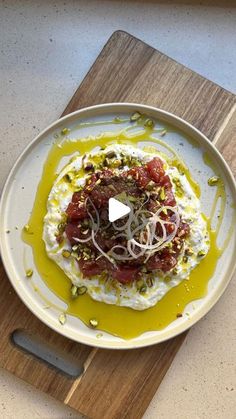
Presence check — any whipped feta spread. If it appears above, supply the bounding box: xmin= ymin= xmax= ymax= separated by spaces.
xmin=43 ymin=144 xmax=209 ymax=310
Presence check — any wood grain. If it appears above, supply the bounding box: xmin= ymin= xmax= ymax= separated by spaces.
xmin=67 ymin=335 xmax=187 ymax=419
xmin=0 ymin=31 xmax=235 ymax=419
xmin=62 ymin=31 xmax=235 ymax=140
xmin=213 ymin=104 xmax=236 ymax=169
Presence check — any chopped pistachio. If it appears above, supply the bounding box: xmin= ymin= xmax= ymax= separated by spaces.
xmin=177 ymin=163 xmax=185 ymax=175
xmin=106 ymin=151 xmax=116 ymax=159
xmin=127 ymin=195 xmax=137 ymax=202
xmin=136 ymin=279 xmax=144 ymax=289
xmin=61 ymin=128 xmax=70 ymax=135
xmin=160 ymin=129 xmax=167 ymax=136
xmin=159 ymin=187 xmax=166 ymax=201
xmin=71 ymin=285 xmax=78 ymax=298
xmin=62 ymin=249 xmax=71 ymax=258
xmin=103 ymin=157 xmax=110 ymax=167
xmin=112 ymin=159 xmax=122 ymax=168
xmin=130 ymin=111 xmax=141 ymax=122
xmin=72 ymin=244 xmax=79 ymax=252
xmin=176 ymin=313 xmax=183 ymax=318
xmin=208 ymin=176 xmax=220 ymax=186
xmin=172 ymin=177 xmax=184 ymax=197
xmin=183 ymin=256 xmax=188 ymax=263
xmin=58 ymin=223 xmax=66 ymax=233
xmin=172 ymin=177 xmax=181 ymax=187
xmin=64 ymin=173 xmax=72 ymax=182
xmin=113 ymin=117 xmax=122 ymax=124
xmin=146 ymin=180 xmax=156 ymax=191
xmin=144 ymin=118 xmax=154 ymax=129
xmin=77 ymin=286 xmax=87 ymax=295
xmin=89 ymin=318 xmax=98 ymax=328
xmin=185 ymin=248 xmax=194 ymax=256
xmin=59 ymin=313 xmax=66 ymax=325
xmin=23 ymin=224 xmax=30 ymax=232
xmin=139 ymin=285 xmax=147 ymax=294
xmin=198 ymin=250 xmax=206 ymax=257
xmin=146 ymin=277 xmax=154 ymax=287
xmin=26 ymin=269 xmax=33 ymax=278
xmin=172 ymin=268 xmax=178 ymax=275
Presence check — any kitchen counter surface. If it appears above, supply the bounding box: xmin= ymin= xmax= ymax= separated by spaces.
xmin=0 ymin=1 xmax=235 ymax=418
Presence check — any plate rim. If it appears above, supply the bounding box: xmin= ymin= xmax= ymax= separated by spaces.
xmin=1 ymin=102 xmax=236 ymax=349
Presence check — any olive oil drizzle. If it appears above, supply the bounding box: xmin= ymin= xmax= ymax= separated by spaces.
xmin=203 ymin=152 xmax=235 ymax=251
xmin=22 ymin=120 xmax=228 ymax=339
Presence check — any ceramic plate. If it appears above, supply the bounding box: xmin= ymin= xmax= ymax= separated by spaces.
xmin=0 ymin=103 xmax=236 ymax=349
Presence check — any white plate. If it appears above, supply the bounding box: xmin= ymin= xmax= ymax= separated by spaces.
xmin=0 ymin=103 xmax=236 ymax=349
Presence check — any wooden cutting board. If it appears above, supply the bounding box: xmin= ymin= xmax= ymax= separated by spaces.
xmin=0 ymin=31 xmax=235 ymax=419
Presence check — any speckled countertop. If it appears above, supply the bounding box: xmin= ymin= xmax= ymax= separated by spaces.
xmin=0 ymin=1 xmax=236 ymax=418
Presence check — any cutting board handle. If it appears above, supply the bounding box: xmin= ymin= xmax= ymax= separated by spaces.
xmin=11 ymin=329 xmax=84 ymax=377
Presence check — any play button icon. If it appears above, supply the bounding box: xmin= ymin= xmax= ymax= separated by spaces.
xmin=108 ymin=197 xmax=131 ymax=222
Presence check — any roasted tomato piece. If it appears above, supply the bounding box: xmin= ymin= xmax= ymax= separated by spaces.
xmin=79 ymin=257 xmax=109 ymax=277
xmin=65 ymin=222 xmax=90 ymax=245
xmin=147 ymin=253 xmax=177 ymax=272
xmin=66 ymin=191 xmax=87 ymax=220
xmin=78 ymin=260 xmax=104 ymax=277
xmin=94 ymin=235 xmax=117 ymax=252
xmin=89 ymin=172 xmax=99 ymax=183
xmin=146 ymin=157 xmax=165 ymax=183
xmin=65 ymin=223 xmax=80 ymax=245
xmin=161 ymin=254 xmax=178 ymax=272
xmin=99 ymin=169 xmax=114 ymax=179
xmin=72 ymin=191 xmax=83 ymax=203
xmin=111 ymin=265 xmax=140 ymax=284
xmin=128 ymin=166 xmax=151 ymax=189
xmin=166 ymin=223 xmax=175 ymax=234
xmin=66 ymin=201 xmax=87 ymax=220
xmin=178 ymin=222 xmax=190 ymax=238
xmin=89 ymin=188 xmax=109 ymax=208
xmin=90 ymin=176 xmax=140 ymax=208
xmin=163 ymin=188 xmax=176 ymax=206
xmin=83 ymin=173 xmax=98 ymax=192
xmin=159 ymin=174 xmax=171 ymax=187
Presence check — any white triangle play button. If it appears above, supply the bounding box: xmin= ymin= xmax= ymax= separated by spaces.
xmin=108 ymin=197 xmax=131 ymax=222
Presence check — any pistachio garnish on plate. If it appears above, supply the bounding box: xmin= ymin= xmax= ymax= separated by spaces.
xmin=89 ymin=318 xmax=98 ymax=328
xmin=198 ymin=250 xmax=206 ymax=257
xmin=61 ymin=128 xmax=70 ymax=136
xmin=25 ymin=269 xmax=33 ymax=278
xmin=130 ymin=111 xmax=141 ymax=122
xmin=144 ymin=118 xmax=154 ymax=128
xmin=59 ymin=313 xmax=66 ymax=325
xmin=208 ymin=176 xmax=220 ymax=186
xmin=62 ymin=249 xmax=71 ymax=258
